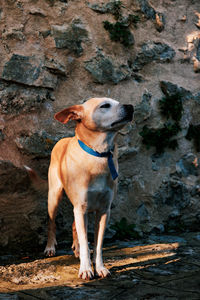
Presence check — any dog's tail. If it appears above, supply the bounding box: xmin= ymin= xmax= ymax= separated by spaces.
xmin=24 ymin=165 xmax=48 ymax=195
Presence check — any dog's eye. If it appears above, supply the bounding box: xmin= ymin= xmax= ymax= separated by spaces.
xmin=100 ymin=103 xmax=111 ymax=109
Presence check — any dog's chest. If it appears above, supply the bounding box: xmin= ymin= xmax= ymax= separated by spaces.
xmin=87 ymin=175 xmax=114 ymax=211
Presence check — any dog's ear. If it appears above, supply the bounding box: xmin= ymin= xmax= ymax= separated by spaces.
xmin=54 ymin=105 xmax=83 ymax=124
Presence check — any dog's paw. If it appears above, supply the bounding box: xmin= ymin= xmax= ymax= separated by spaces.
xmin=79 ymin=266 xmax=94 ymax=280
xmin=44 ymin=245 xmax=56 ymax=257
xmin=95 ymin=266 xmax=111 ymax=278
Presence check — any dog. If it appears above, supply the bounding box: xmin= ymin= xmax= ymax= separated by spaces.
xmin=41 ymin=97 xmax=133 ymax=280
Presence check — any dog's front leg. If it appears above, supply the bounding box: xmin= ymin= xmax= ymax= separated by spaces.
xmin=74 ymin=207 xmax=94 ymax=280
xmin=93 ymin=210 xmax=110 ymax=278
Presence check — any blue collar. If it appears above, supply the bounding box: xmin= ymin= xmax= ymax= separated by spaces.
xmin=78 ymin=139 xmax=118 ymax=180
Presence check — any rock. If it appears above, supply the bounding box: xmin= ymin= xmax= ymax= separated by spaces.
xmin=0 ymin=130 xmax=4 ymax=141
xmin=176 ymin=153 xmax=199 ymax=177
xmin=147 ymin=267 xmax=173 ymax=276
xmin=51 ymin=19 xmax=89 ymax=56
xmin=0 ymin=161 xmax=30 ymax=194
xmin=185 ymin=32 xmax=200 ymax=72
xmin=155 ymin=177 xmax=200 ymax=230
xmin=0 ymin=160 xmax=73 ymax=254
xmin=15 ymin=131 xmax=64 ymax=158
xmin=103 ymin=20 xmax=135 ymax=47
xmin=87 ymin=1 xmax=120 ymax=14
xmin=190 ymin=184 xmax=200 ymax=197
xmin=0 ymin=294 xmax=19 ymax=300
xmin=160 ymin=81 xmax=192 ymax=99
xmin=186 ymin=123 xmax=200 ymax=152
xmin=134 ymin=90 xmax=152 ymax=124
xmin=0 ymin=80 xmax=55 ymax=114
xmin=195 ymin=233 xmax=200 ymax=241
xmin=138 ymin=0 xmax=165 ymax=31
xmin=136 ymin=203 xmax=150 ymax=222
xmin=132 ymin=41 xmax=175 ymax=71
xmin=196 ymin=38 xmax=200 ymax=61
xmin=118 ymin=146 xmax=138 ymax=159
xmin=84 ymin=50 xmax=131 ymax=84
xmin=151 ymin=152 xmax=172 ymax=172
xmin=15 ymin=130 xmax=74 ymax=157
xmin=0 ymin=161 xmax=46 ymax=252
xmin=154 ymin=177 xmax=191 ymax=210
xmin=194 ymin=92 xmax=200 ymax=104
xmin=2 ymin=28 xmax=25 ymax=41
xmin=193 ymin=57 xmax=200 ymax=73
xmin=47 ymin=286 xmax=111 ymax=299
xmin=90 ymin=2 xmax=136 ymax=47
xmin=152 ymin=224 xmax=165 ymax=233
xmin=2 ymin=54 xmax=58 ymax=89
xmin=155 ymin=12 xmax=165 ymax=32
xmin=44 ymin=56 xmax=67 ymax=76
xmin=169 ymin=209 xmax=181 ymax=218
xmin=191 ymin=37 xmax=200 ymax=72
xmin=46 ymin=0 xmax=68 ymax=5
xmin=195 ymin=12 xmax=200 ymax=29
xmin=29 ymin=8 xmax=47 ymax=17
xmin=148 ymin=234 xmax=186 ymax=244
xmin=180 ymin=213 xmax=200 ymax=231
xmin=187 ymin=93 xmax=200 ymax=128
xmin=40 ymin=29 xmax=51 ymax=38
xmin=0 ymin=234 xmax=200 ymax=298
xmin=138 ymin=0 xmax=156 ymax=20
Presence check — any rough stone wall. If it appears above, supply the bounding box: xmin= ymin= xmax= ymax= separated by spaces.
xmin=0 ymin=0 xmax=200 ymax=252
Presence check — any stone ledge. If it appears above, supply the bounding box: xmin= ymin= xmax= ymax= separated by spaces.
xmin=0 ymin=233 xmax=199 ymax=299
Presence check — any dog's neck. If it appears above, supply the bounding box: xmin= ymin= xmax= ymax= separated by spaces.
xmin=75 ymin=122 xmax=117 ymax=153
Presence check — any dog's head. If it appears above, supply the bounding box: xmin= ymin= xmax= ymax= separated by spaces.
xmin=54 ymin=97 xmax=134 ymax=131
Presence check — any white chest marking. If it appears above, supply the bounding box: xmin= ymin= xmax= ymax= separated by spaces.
xmin=87 ymin=175 xmax=114 ymax=212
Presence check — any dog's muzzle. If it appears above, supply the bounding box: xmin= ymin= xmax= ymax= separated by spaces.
xmin=111 ymin=104 xmax=134 ymax=127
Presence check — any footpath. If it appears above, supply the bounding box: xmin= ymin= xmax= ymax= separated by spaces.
xmin=0 ymin=232 xmax=200 ymax=300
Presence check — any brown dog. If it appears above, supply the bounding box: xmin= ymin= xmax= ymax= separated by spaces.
xmin=43 ymin=97 xmax=133 ymax=280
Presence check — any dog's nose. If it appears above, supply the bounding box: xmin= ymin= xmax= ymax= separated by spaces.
xmin=124 ymin=104 xmax=134 ymax=118
xmin=122 ymin=104 xmax=134 ymax=122
xmin=125 ymin=104 xmax=134 ymax=113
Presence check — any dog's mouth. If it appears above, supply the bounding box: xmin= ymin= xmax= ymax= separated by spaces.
xmin=111 ymin=116 xmax=131 ymax=127
xmin=111 ymin=105 xmax=134 ymax=127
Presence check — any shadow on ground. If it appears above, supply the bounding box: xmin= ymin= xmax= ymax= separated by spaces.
xmin=0 ymin=232 xmax=200 ymax=300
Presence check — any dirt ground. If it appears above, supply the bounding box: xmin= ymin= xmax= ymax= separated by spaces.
xmin=0 ymin=232 xmax=200 ymax=300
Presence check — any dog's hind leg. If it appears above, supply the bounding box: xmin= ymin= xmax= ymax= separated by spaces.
xmin=44 ymin=168 xmax=63 ymax=257
xmin=72 ymin=220 xmax=80 ymax=258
